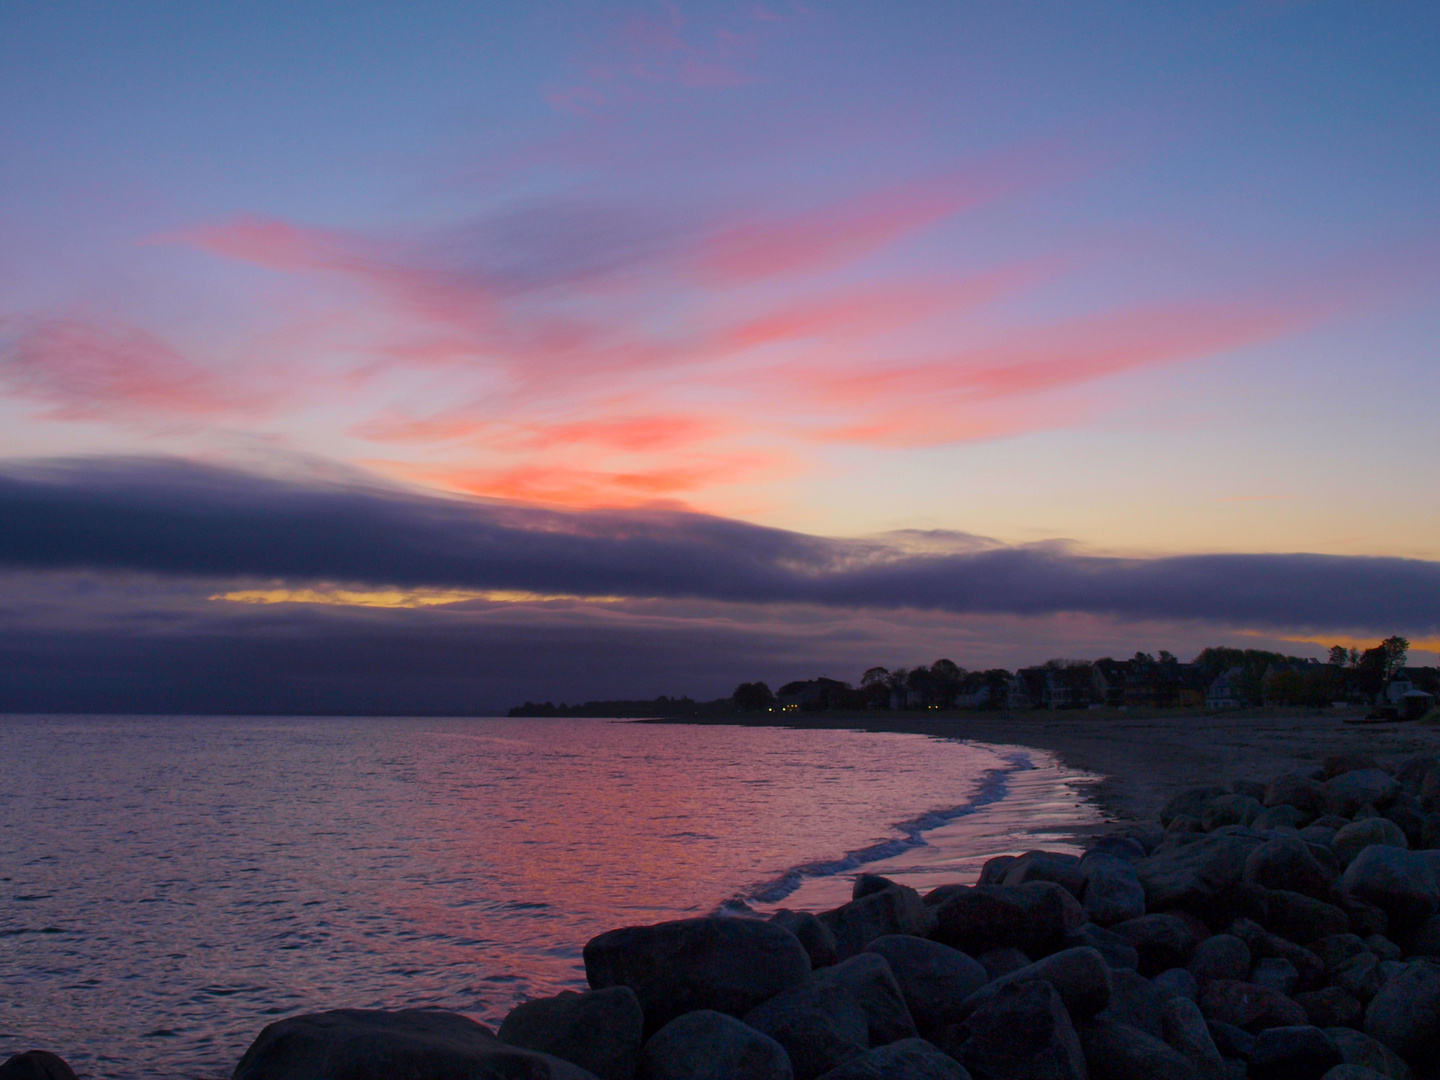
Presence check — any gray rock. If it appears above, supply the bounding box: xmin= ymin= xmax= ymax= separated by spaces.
xmin=1076 ymin=922 xmax=1140 ymax=970
xmin=1324 ymin=754 xmax=1384 ymax=781
xmin=1250 ymin=958 xmax=1299 ymax=996
xmin=1162 ymin=997 xmax=1226 ymax=1080
xmin=1004 ymin=851 xmax=1085 ymax=897
xmin=1189 ymin=934 xmax=1252 ymax=984
xmin=1340 ymin=846 xmax=1439 ymax=929
xmin=1400 ymin=914 xmax=1440 ymax=957
xmin=1324 ymin=1027 xmax=1413 ymax=1080
xmin=812 ymin=1038 xmax=971 ymax=1080
xmin=1169 ymin=814 xmax=1206 ymax=835
xmin=1208 ymin=1020 xmax=1257 ymax=1062
xmin=949 ymin=980 xmax=1087 ymax=1080
xmin=1312 ymin=933 xmax=1369 ymax=973
xmin=770 ymin=910 xmax=841 ymax=969
xmin=1295 ymin=987 xmax=1362 ymax=1029
xmin=1300 ymin=826 xmax=1338 ymax=847
xmin=231 ymin=1008 xmax=599 ymax=1080
xmin=1332 ymin=952 xmax=1385 ymax=1002
xmin=0 ymin=1053 xmax=79 ymax=1080
xmin=1229 ymin=919 xmax=1325 ymax=988
xmin=1154 ymin=967 xmax=1200 ymax=1002
xmin=1244 ymin=838 xmax=1337 ymax=900
xmin=1077 ymin=1017 xmax=1199 ymax=1080
xmin=1198 ymin=980 xmax=1308 ymax=1032
xmin=819 ymin=883 xmax=934 ymax=960
xmin=1255 ymin=806 xmax=1312 ymax=831
xmin=1325 ymin=772 xmax=1401 ymax=818
xmin=863 ymin=935 xmax=986 ymax=1037
xmin=852 ymin=874 xmax=900 ymax=899
xmin=1112 ymin=913 xmax=1203 ymax=976
xmin=1204 ymin=795 xmax=1263 ymax=832
xmin=1097 ymin=967 xmax=1165 ymax=1037
xmin=1136 ymin=832 xmax=1265 ymax=912
xmin=929 ymin=881 xmax=1083 ymax=957
xmin=1334 ymin=821 xmax=1409 ymax=869
xmin=1320 ymin=1067 xmax=1389 ymax=1080
xmin=1266 ymin=890 xmax=1350 ymax=944
xmin=956 ymin=946 xmax=1113 ymax=1021
xmin=1364 ymin=934 xmax=1401 ymax=961
xmin=1267 ymin=775 xmax=1328 ymax=816
xmin=811 ymin=952 xmax=918 ymax=1046
xmin=743 ymin=981 xmax=869 ymax=1080
xmin=1163 ymin=787 xmax=1233 ymax=826
xmin=639 ymin=1010 xmax=793 ymax=1080
xmin=1092 ymin=835 xmax=1149 ymax=862
xmin=585 ymin=917 xmax=811 ymax=1035
xmin=1236 ymin=779 xmax=1271 ymax=801
xmin=975 ymin=856 xmax=1017 ymax=886
xmin=976 ymin=946 xmax=1029 ymax=979
xmin=1363 ymin=958 xmax=1440 ymax=1065
xmin=1081 ymin=853 xmax=1148 ymax=926
xmin=1250 ymin=1025 xmax=1341 ymax=1080
xmin=500 ymin=986 xmax=644 ymax=1080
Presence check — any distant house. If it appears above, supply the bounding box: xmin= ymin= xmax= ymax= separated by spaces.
xmin=775 ymin=677 xmax=850 ymax=711
xmin=1091 ymin=658 xmax=1131 ymax=706
xmin=953 ymin=673 xmax=993 ymax=709
xmin=1206 ymin=666 xmax=1246 ymax=709
xmin=1007 ymin=668 xmax=1045 ymax=710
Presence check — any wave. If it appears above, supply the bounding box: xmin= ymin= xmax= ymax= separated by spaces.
xmin=726 ymin=750 xmax=1035 ymax=909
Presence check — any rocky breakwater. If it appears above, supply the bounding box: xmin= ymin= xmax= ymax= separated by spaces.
xmin=12 ymin=750 xmax=1440 ymax=1080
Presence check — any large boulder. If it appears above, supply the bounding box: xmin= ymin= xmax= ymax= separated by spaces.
xmin=0 ymin=1053 xmax=79 ymax=1080
xmin=1076 ymin=1017 xmax=1199 ymax=1080
xmin=929 ymin=882 xmax=1083 ymax=957
xmin=819 ymin=883 xmax=933 ymax=960
xmin=638 ymin=1010 xmax=794 ymax=1080
xmin=231 ymin=1008 xmax=600 ymax=1080
xmin=1081 ymin=853 xmax=1148 ymax=926
xmin=1198 ymin=980 xmax=1308 ymax=1033
xmin=499 ymin=987 xmax=644 ymax=1080
xmin=1341 ymin=847 xmax=1439 ymax=929
xmin=1244 ymin=839 xmax=1337 ymax=901
xmin=1325 ymin=772 xmax=1401 ymax=819
xmin=1250 ymin=958 xmax=1300 ymax=997
xmin=1229 ymin=919 xmax=1325 ymax=989
xmin=1161 ymin=997 xmax=1226 ymax=1080
xmin=1096 ymin=968 xmax=1165 ymax=1037
xmin=1264 ymin=891 xmax=1350 ymax=944
xmin=1295 ymin=988 xmax=1362 ymax=1029
xmin=1189 ymin=934 xmax=1251 ymax=984
xmin=1075 ymin=922 xmax=1140 ymax=970
xmin=1163 ymin=787 xmax=1231 ymax=826
xmin=863 ymin=935 xmax=987 ymax=1037
xmin=1004 ymin=851 xmax=1085 ymax=897
xmin=1135 ymin=832 xmax=1265 ymax=913
xmin=585 ymin=918 xmax=811 ymax=1035
xmin=1267 ymin=775 xmax=1328 ymax=816
xmin=1249 ymin=1026 xmax=1341 ymax=1080
xmin=956 ymin=946 xmax=1112 ymax=1021
xmin=811 ymin=953 xmax=917 ymax=1046
xmin=1363 ymin=958 xmax=1440 ymax=1065
xmin=1111 ymin=913 xmax=1203 ymax=976
xmin=1324 ymin=1027 xmax=1414 ymax=1080
xmin=1332 ymin=953 xmax=1385 ymax=1003
xmin=1203 ymin=795 xmax=1263 ymax=832
xmin=812 ymin=1038 xmax=971 ymax=1080
xmin=743 ymin=981 xmax=869 ymax=1080
xmin=770 ymin=910 xmax=841 ymax=969
xmin=947 ymin=980 xmax=1087 ymax=1080
xmin=1334 ymin=822 xmax=1409 ymax=870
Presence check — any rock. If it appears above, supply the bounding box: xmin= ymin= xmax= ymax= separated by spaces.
xmin=1320 ymin=1067 xmax=1389 ymax=1080
xmin=1154 ymin=967 xmax=1200 ymax=1002
xmin=585 ymin=917 xmax=811 ymax=1035
xmin=1228 ymin=919 xmax=1325 ymax=989
xmin=1325 ymin=772 xmax=1402 ymax=819
xmin=819 ymin=883 xmax=934 ymax=960
xmin=956 ymin=946 xmax=1113 ymax=1021
xmin=1324 ymin=1027 xmax=1414 ymax=1079
xmin=812 ymin=1038 xmax=970 ymax=1080
xmin=1236 ymin=779 xmax=1271 ymax=801
xmin=1249 ymin=1025 xmax=1341 ymax=1080
xmin=743 ymin=981 xmax=869 ymax=1080
xmin=1341 ymin=897 xmax=1389 ymax=938
xmin=1199 ymin=980 xmax=1308 ymax=1032
xmin=1256 ymin=805 xmax=1312 ymax=831
xmin=1097 ymin=967 xmax=1165 ymax=1037
xmin=1334 ymin=822 xmax=1409 ymax=869
xmin=1267 ymin=775 xmax=1328 ymax=816
xmin=976 ymin=856 xmax=1017 ymax=886
xmin=811 ymin=952 xmax=918 ymax=1046
xmin=853 ymin=874 xmax=899 ymax=899
xmin=1136 ymin=832 xmax=1265 ymax=913
xmin=1081 ymin=852 xmax=1148 ymax=926
xmin=1251 ymin=957 xmax=1300 ymax=996
xmin=1113 ymin=913 xmax=1203 ymax=976
xmin=1365 ymin=934 xmax=1401 ymax=961
xmin=1354 ymin=805 xmax=1382 ymax=822
xmin=1295 ymin=988 xmax=1362 ymax=1029
xmin=1340 ymin=846 xmax=1439 ymax=930
xmin=231 ymin=1008 xmax=598 ymax=1080
xmin=499 ymin=987 xmax=644 ymax=1080
xmin=1168 ymin=815 xmax=1206 ymax=835
xmin=1162 ymin=997 xmax=1226 ymax=1080
xmin=1005 ymin=851 xmax=1086 ymax=897
xmin=976 ymin=946 xmax=1029 ymax=979
xmin=1204 ymin=795 xmax=1263 ymax=832
xmin=1265 ymin=890 xmax=1350 ymax=944
xmin=948 ymin=980 xmax=1087 ymax=1080
xmin=863 ymin=935 xmax=986 ymax=1037
xmin=1381 ymin=807 xmax=1425 ymax=849
xmin=1076 ymin=922 xmax=1140 ymax=970
xmin=1423 ymin=813 xmax=1440 ymax=849
xmin=1208 ymin=1020 xmax=1257 ymax=1062
xmin=1190 ymin=934 xmax=1252 ymax=984
xmin=1363 ymin=958 xmax=1440 ymax=1065
xmin=1397 ymin=755 xmax=1440 ymax=789
xmin=1401 ymin=915 xmax=1440 ymax=957
xmin=1076 ymin=1017 xmax=1200 ymax=1080
xmin=1324 ymin=754 xmax=1384 ymax=781
xmin=1332 ymin=952 xmax=1385 ymax=1002
xmin=0 ymin=1053 xmax=79 ymax=1080
xmin=1313 ymin=933 xmax=1368 ymax=973
xmin=770 ymin=911 xmax=841 ymax=970
xmin=1093 ymin=835 xmax=1149 ymax=862
xmin=1244 ymin=838 xmax=1337 ymax=900
xmin=929 ymin=882 xmax=1083 ymax=957
xmin=1164 ymin=787 xmax=1233 ymax=826
xmin=638 ymin=1010 xmax=794 ymax=1080
xmin=1314 ymin=815 xmax=1352 ymax=831
xmin=1300 ymin=826 xmax=1338 ymax=847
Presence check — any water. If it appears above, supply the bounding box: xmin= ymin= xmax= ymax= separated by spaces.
xmin=0 ymin=715 xmax=1102 ymax=1079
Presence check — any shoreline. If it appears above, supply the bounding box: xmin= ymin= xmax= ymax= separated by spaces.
xmin=644 ymin=708 xmax=1440 ymax=825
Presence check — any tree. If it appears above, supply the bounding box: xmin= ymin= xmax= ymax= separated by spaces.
xmin=861 ymin=666 xmax=890 ymax=687
xmin=1381 ymin=636 xmax=1410 ymax=680
xmin=1158 ymin=650 xmax=1177 ymax=664
xmin=1328 ymin=645 xmax=1349 ymax=667
xmin=731 ymin=682 xmax=774 ymax=712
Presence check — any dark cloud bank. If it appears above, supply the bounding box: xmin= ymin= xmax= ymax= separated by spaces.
xmin=1 ymin=458 xmax=1436 ymax=714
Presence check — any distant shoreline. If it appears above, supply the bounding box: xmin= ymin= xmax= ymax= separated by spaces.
xmin=641 ymin=708 xmax=1440 ymax=824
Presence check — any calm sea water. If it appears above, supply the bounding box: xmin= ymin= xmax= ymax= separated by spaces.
xmin=0 ymin=716 xmax=1101 ymax=1079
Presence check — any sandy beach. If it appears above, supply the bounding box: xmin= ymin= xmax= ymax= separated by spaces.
xmin=661 ymin=710 xmax=1440 ymax=825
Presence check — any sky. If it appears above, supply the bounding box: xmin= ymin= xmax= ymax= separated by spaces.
xmin=1 ymin=2 xmax=1437 ymax=712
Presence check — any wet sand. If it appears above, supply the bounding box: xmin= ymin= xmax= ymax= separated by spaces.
xmin=661 ymin=709 xmax=1440 ymax=825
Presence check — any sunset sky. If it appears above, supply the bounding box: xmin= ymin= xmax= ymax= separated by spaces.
xmin=2 ymin=2 xmax=1437 ymax=711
